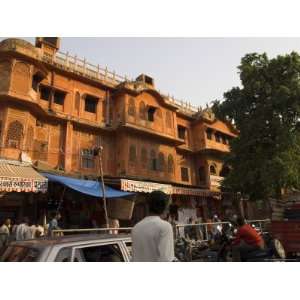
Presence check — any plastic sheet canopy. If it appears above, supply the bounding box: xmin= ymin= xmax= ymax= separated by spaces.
xmin=42 ymin=173 xmax=134 ymax=198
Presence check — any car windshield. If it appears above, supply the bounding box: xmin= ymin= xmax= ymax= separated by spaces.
xmin=0 ymin=246 xmax=40 ymax=262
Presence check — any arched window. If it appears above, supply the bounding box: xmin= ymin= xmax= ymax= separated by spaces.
xmin=6 ymin=120 xmax=23 ymax=148
xmin=167 ymin=154 xmax=174 ymax=173
xmin=139 ymin=101 xmax=146 ymax=120
xmin=209 ymin=164 xmax=217 ymax=175
xmin=129 ymin=145 xmax=137 ymax=162
xmin=150 ymin=150 xmax=157 ymax=170
xmin=166 ymin=111 xmax=172 ymax=128
xmin=141 ymin=147 xmax=147 ymax=167
xmin=128 ymin=97 xmax=136 ymax=116
xmin=26 ymin=126 xmax=34 ymax=151
xmin=75 ymin=91 xmax=80 ymax=112
xmin=158 ymin=152 xmax=165 ymax=172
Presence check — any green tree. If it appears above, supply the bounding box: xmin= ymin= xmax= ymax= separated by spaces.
xmin=213 ymin=52 xmax=300 ymax=200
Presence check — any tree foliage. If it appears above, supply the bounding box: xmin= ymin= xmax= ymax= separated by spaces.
xmin=212 ymin=52 xmax=300 ymax=200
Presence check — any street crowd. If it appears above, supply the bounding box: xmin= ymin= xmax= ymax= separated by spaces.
xmin=0 ymin=212 xmax=62 ymax=250
xmin=0 ymin=191 xmax=265 ymax=262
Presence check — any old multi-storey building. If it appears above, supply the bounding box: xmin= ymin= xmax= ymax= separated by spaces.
xmin=0 ymin=37 xmax=237 ymax=224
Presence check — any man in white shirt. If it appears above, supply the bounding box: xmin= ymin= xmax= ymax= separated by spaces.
xmin=0 ymin=218 xmax=11 ymax=249
xmin=132 ymin=191 xmax=175 ymax=262
xmin=16 ymin=217 xmax=32 ymax=241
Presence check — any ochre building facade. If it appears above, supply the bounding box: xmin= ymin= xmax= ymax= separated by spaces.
xmin=0 ymin=38 xmax=238 ymax=222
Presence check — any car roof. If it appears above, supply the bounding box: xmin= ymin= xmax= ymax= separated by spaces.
xmin=9 ymin=234 xmax=131 ymax=248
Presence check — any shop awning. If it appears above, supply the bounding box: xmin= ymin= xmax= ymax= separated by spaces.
xmin=121 ymin=179 xmax=173 ymax=194
xmin=0 ymin=160 xmax=48 ymax=193
xmin=121 ymin=178 xmax=221 ymax=197
xmin=42 ymin=173 xmax=134 ymax=198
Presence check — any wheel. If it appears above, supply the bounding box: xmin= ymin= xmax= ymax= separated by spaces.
xmin=273 ymin=239 xmax=286 ymax=259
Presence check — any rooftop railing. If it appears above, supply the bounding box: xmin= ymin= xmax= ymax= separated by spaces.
xmin=41 ymin=50 xmax=203 ymax=115
xmin=163 ymin=94 xmax=202 ymax=114
xmin=42 ymin=51 xmax=128 ymax=86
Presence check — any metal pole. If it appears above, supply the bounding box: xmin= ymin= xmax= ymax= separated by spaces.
xmin=259 ymin=221 xmax=262 ymax=232
xmin=56 ymin=186 xmax=66 ymax=215
xmin=52 ymin=227 xmax=132 ymax=234
xmin=205 ymin=224 xmax=208 ymax=241
xmin=98 ymin=146 xmax=109 ymax=228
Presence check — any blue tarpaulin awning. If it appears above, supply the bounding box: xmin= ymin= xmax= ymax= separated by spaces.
xmin=41 ymin=173 xmax=134 ymax=198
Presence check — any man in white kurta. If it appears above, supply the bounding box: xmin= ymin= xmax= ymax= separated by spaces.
xmin=16 ymin=217 xmax=32 ymax=241
xmin=132 ymin=191 xmax=175 ymax=262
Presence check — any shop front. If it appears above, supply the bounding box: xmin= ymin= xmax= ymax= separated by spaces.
xmin=41 ymin=173 xmax=135 ymax=229
xmin=120 ymin=178 xmax=223 ymax=224
xmin=0 ymin=159 xmax=48 ymax=223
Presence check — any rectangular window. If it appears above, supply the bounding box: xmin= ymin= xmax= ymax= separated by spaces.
xmin=32 ymin=74 xmax=43 ymax=92
xmin=39 ymin=85 xmax=51 ymax=101
xmin=81 ymin=149 xmax=95 ymax=169
xmin=125 ymin=241 xmax=132 ymax=259
xmin=73 ymin=244 xmax=125 ymax=262
xmin=54 ymin=90 xmax=66 ymax=105
xmin=147 ymin=106 xmax=156 ymax=122
xmin=177 ymin=125 xmax=186 ymax=140
xmin=206 ymin=129 xmax=213 ymax=140
xmin=181 ymin=167 xmax=189 ymax=182
xmin=84 ymin=95 xmax=98 ymax=113
xmin=221 ymin=135 xmax=227 ymax=145
xmin=215 ymin=132 xmax=221 ymax=143
xmin=55 ymin=247 xmax=72 ymax=262
xmin=151 ymin=158 xmax=157 ymax=171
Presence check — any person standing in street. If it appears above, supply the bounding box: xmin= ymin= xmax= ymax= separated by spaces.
xmin=48 ymin=212 xmax=62 ymax=236
xmin=132 ymin=190 xmax=175 ymax=262
xmin=0 ymin=218 xmax=11 ymax=249
xmin=16 ymin=217 xmax=32 ymax=241
xmin=10 ymin=219 xmax=19 ymax=242
xmin=109 ymin=218 xmax=120 ymax=234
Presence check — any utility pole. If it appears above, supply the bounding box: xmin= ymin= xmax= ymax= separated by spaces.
xmin=94 ymin=146 xmax=109 ymax=228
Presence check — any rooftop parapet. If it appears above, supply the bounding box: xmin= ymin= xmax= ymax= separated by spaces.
xmin=0 ymin=38 xmax=206 ymax=117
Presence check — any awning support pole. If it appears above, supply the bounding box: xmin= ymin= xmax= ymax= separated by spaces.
xmin=98 ymin=146 xmax=109 ymax=228
xmin=56 ymin=186 xmax=66 ymax=214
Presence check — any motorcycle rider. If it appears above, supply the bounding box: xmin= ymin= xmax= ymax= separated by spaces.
xmin=231 ymin=216 xmax=265 ymax=261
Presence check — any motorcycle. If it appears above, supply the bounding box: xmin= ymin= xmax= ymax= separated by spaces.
xmin=216 ymin=223 xmax=286 ymax=262
xmin=175 ymin=237 xmax=218 ymax=262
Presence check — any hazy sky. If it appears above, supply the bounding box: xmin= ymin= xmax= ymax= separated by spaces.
xmin=3 ymin=37 xmax=300 ymax=107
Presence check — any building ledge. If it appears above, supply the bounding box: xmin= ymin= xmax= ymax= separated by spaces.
xmin=119 ymin=122 xmax=185 ymax=145
xmin=0 ymin=93 xmax=112 ymax=132
xmin=194 ymin=148 xmax=230 ymax=155
xmin=176 ymin=144 xmax=194 ymax=153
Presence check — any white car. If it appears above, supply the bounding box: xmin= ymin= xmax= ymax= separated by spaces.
xmin=0 ymin=234 xmax=132 ymax=262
